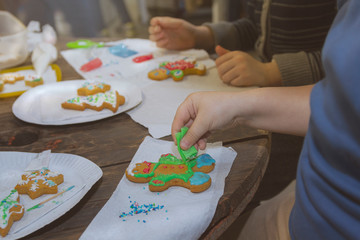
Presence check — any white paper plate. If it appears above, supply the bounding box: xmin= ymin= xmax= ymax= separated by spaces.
xmin=0 ymin=151 xmax=103 ymax=239
xmin=12 ymin=79 xmax=142 ymax=125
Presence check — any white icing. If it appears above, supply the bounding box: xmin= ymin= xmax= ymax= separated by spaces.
xmin=0 ymin=190 xmax=24 ymax=229
xmin=66 ymin=91 xmax=118 ymax=108
xmin=195 ymin=63 xmax=205 ymax=71
xmin=30 ymin=182 xmax=39 ymax=192
xmin=127 ymin=162 xmax=137 ymax=176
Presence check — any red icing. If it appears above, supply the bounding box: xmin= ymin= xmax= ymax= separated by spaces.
xmin=179 ymin=165 xmax=184 ymax=169
xmin=152 ymin=180 xmax=163 ymax=184
xmin=80 ymin=58 xmax=102 ymax=72
xmin=164 ymin=60 xmax=194 ymax=71
xmin=133 ymin=54 xmax=153 ymax=63
xmin=142 ymin=161 xmax=152 ymax=173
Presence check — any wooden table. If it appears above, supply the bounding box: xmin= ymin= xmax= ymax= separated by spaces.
xmin=0 ymin=39 xmax=270 ymax=240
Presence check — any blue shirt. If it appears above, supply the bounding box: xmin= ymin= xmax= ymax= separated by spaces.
xmin=289 ymin=0 xmax=360 ymax=239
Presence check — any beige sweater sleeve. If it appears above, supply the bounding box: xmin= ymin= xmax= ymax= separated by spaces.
xmin=273 ymin=51 xmax=325 ymax=86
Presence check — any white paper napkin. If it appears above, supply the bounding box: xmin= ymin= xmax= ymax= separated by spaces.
xmin=126 ymin=68 xmax=251 ymax=138
xmin=80 ymin=136 xmax=237 ymax=240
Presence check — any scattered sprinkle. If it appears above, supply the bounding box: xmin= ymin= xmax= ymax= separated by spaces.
xmin=119 ymin=196 xmax=166 ymax=222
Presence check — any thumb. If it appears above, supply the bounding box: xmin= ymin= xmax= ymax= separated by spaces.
xmin=215 ymin=45 xmax=230 ymax=57
xmin=180 ymin=120 xmax=207 ymax=150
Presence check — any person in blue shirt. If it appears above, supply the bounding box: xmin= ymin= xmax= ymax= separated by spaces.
xmin=171 ymin=0 xmax=360 ymax=238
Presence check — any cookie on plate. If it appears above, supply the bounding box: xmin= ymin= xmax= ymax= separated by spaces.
xmin=148 ymin=58 xmax=206 ymax=81
xmin=77 ymin=81 xmax=111 ymax=96
xmin=0 ymin=80 xmax=3 ymax=92
xmin=61 ymin=90 xmax=125 ymax=113
xmin=15 ymin=167 xmax=64 ymax=199
xmin=0 ymin=189 xmax=25 ymax=237
xmin=0 ymin=73 xmax=24 ymax=84
xmin=126 ymin=153 xmax=215 ymax=193
xmin=25 ymin=75 xmax=43 ymax=87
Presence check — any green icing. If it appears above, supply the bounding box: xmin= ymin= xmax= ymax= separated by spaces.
xmin=1 ymin=189 xmax=19 ymax=227
xmin=133 ymin=153 xmax=199 ymax=187
xmin=176 ymin=127 xmax=198 ymax=161
xmin=150 ymin=172 xmax=193 ymax=186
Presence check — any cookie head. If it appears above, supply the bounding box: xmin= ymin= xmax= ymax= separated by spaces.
xmin=148 ymin=68 xmax=171 ymax=81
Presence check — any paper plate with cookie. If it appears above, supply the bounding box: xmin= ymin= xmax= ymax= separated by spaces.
xmin=0 ymin=64 xmax=62 ymax=98
xmin=12 ymin=79 xmax=142 ymax=125
xmin=0 ymin=150 xmax=102 ymax=239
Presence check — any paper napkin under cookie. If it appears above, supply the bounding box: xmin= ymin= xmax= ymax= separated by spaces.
xmin=80 ymin=136 xmax=237 ymax=240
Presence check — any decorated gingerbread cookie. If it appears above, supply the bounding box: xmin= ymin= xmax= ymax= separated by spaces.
xmin=0 ymin=73 xmax=24 ymax=84
xmin=148 ymin=58 xmax=206 ymax=81
xmin=77 ymin=81 xmax=111 ymax=96
xmin=25 ymin=75 xmax=44 ymax=87
xmin=15 ymin=167 xmax=64 ymax=200
xmin=0 ymin=189 xmax=24 ymax=237
xmin=61 ymin=90 xmax=125 ymax=113
xmin=126 ymin=153 xmax=215 ymax=193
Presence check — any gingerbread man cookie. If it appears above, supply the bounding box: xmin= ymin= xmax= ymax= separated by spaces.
xmin=77 ymin=81 xmax=111 ymax=96
xmin=126 ymin=153 xmax=215 ymax=193
xmin=0 ymin=189 xmax=25 ymax=237
xmin=148 ymin=58 xmax=206 ymax=81
xmin=15 ymin=167 xmax=64 ymax=199
xmin=61 ymin=90 xmax=125 ymax=113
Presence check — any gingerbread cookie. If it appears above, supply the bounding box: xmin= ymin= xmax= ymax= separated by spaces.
xmin=0 ymin=80 xmax=3 ymax=92
xmin=25 ymin=75 xmax=44 ymax=87
xmin=148 ymin=58 xmax=206 ymax=81
xmin=61 ymin=90 xmax=125 ymax=113
xmin=77 ymin=81 xmax=111 ymax=96
xmin=15 ymin=167 xmax=64 ymax=200
xmin=0 ymin=189 xmax=25 ymax=237
xmin=126 ymin=153 xmax=215 ymax=193
xmin=0 ymin=73 xmax=24 ymax=84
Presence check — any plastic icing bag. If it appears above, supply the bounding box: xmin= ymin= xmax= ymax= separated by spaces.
xmin=108 ymin=44 xmax=138 ymax=58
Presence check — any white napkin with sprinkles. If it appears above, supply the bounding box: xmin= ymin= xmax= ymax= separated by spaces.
xmin=80 ymin=136 xmax=237 ymax=240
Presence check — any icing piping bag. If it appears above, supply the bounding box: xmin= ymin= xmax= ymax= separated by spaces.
xmin=66 ymin=39 xmax=106 ymax=49
xmin=176 ymin=127 xmax=198 ymax=162
xmin=80 ymin=57 xmax=103 ymax=72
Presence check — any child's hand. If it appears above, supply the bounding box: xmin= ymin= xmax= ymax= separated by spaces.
xmin=215 ymin=45 xmax=281 ymax=87
xmin=149 ymin=17 xmax=213 ymax=51
xmin=171 ymin=91 xmax=247 ymax=150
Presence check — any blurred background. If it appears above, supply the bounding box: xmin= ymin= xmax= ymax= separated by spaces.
xmin=0 ymin=0 xmax=244 ymax=39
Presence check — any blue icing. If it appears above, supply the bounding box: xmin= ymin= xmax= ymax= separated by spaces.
xmin=196 ymin=154 xmax=215 ymax=168
xmin=190 ymin=172 xmax=210 ymax=186
xmin=108 ymin=44 xmax=138 ymax=58
xmin=47 ymin=180 xmax=56 ymax=187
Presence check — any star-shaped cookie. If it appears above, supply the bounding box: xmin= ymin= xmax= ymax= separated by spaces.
xmin=15 ymin=167 xmax=64 ymax=199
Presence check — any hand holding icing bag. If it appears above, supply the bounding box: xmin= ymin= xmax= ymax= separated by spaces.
xmin=176 ymin=127 xmax=198 ymax=161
